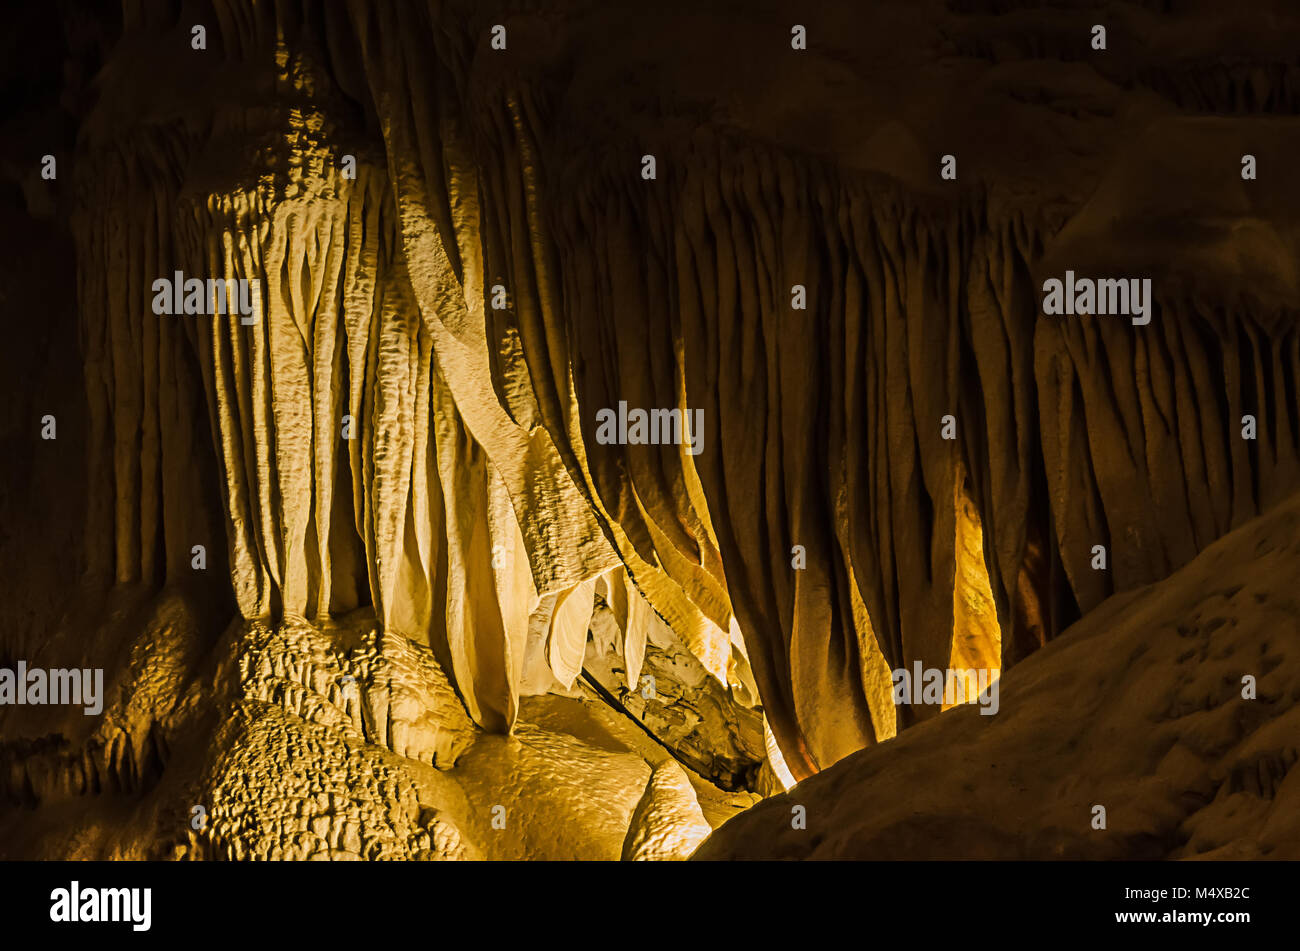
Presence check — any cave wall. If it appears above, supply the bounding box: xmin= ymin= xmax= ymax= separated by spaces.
xmin=48 ymin=0 xmax=1300 ymax=780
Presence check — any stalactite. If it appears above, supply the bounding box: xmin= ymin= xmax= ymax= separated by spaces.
xmin=45 ymin=0 xmax=1300 ymax=794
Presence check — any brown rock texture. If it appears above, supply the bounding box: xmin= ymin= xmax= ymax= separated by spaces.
xmin=0 ymin=0 xmax=1297 ymax=860
xmin=695 ymin=489 xmax=1300 ymax=859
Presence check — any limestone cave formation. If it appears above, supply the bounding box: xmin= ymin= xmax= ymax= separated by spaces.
xmin=1 ymin=0 xmax=1298 ymax=861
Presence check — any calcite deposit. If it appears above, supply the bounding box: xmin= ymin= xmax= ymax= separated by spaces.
xmin=1 ymin=0 xmax=1298 ymax=860
xmin=697 ymin=491 xmax=1300 ymax=860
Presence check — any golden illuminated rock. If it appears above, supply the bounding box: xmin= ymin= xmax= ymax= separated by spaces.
xmin=696 ymin=491 xmax=1300 ymax=859
xmin=2 ymin=0 xmax=1299 ymax=863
